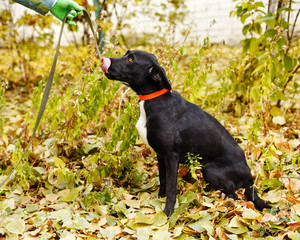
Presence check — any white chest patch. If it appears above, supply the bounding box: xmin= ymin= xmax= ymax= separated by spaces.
xmin=136 ymin=101 xmax=149 ymax=146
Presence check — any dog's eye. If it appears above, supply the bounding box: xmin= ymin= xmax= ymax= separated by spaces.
xmin=128 ymin=58 xmax=133 ymax=63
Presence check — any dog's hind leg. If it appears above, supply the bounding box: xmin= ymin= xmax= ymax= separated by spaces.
xmin=158 ymin=155 xmax=166 ymax=198
xmin=202 ymin=164 xmax=238 ymax=200
xmin=223 ymin=181 xmax=238 ymax=200
xmin=244 ymin=180 xmax=271 ymax=211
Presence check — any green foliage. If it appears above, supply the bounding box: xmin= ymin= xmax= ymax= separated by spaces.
xmin=227 ymin=0 xmax=300 ymax=120
xmin=185 ymin=153 xmax=203 ymax=181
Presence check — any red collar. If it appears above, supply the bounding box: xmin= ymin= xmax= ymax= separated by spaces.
xmin=139 ymin=88 xmax=172 ymax=101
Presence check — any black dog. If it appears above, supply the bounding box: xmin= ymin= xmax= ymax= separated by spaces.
xmin=101 ymin=50 xmax=271 ymax=216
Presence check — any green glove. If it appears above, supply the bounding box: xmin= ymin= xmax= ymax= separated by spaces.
xmin=50 ymin=0 xmax=84 ymax=25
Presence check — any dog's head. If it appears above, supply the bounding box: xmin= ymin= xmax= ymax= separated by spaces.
xmin=101 ymin=50 xmax=171 ymax=95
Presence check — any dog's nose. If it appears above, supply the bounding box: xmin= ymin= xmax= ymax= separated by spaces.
xmin=101 ymin=57 xmax=111 ymax=73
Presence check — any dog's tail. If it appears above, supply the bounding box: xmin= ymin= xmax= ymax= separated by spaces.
xmin=245 ymin=184 xmax=271 ymax=211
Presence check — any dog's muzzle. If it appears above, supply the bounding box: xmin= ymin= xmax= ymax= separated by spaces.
xmin=101 ymin=57 xmax=111 ymax=73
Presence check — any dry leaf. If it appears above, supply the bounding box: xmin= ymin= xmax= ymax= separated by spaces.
xmin=288 ymin=180 xmax=300 ymax=193
xmin=215 ymin=227 xmax=228 ymax=240
xmin=284 ymin=195 xmax=300 ymax=204
xmin=261 ymin=213 xmax=279 ymax=223
xmin=252 ymin=148 xmax=262 ymax=159
xmin=287 ymin=221 xmax=300 ymax=232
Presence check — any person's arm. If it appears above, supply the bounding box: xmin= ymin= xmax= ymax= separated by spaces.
xmin=12 ymin=0 xmax=83 ymax=25
xmin=13 ymin=0 xmax=57 ymax=15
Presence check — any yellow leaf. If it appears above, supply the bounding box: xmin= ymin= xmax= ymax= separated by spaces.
xmin=62 ymin=188 xmax=79 ymax=202
xmin=54 ymin=157 xmax=66 ymax=168
xmin=288 ymin=231 xmax=300 ymax=240
xmin=134 ymin=213 xmax=154 ymax=225
xmin=292 ymin=204 xmax=300 ymax=217
xmin=228 ymin=216 xmax=245 ymax=228
xmin=123 ymin=199 xmax=141 ymax=209
xmin=3 ymin=218 xmax=25 ymax=234
xmin=153 ymin=211 xmax=168 ymax=227
xmin=242 ymin=208 xmax=261 ymax=220
xmin=270 ymin=106 xmax=283 ymax=117
xmin=261 ymin=190 xmax=282 ymax=203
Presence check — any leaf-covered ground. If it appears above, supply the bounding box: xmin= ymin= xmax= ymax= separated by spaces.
xmin=0 ymin=44 xmax=300 ymax=240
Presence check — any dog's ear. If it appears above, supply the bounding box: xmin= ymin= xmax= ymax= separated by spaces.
xmin=147 ymin=65 xmax=172 ymax=90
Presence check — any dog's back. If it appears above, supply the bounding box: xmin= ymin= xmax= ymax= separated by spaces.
xmin=144 ymin=90 xmax=242 ymax=162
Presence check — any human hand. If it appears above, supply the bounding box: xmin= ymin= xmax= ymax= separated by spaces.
xmin=50 ymin=0 xmax=84 ymax=25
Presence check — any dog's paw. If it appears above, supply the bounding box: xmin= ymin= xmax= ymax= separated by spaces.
xmin=163 ymin=207 xmax=174 ymax=217
xmin=158 ymin=190 xmax=166 ymax=198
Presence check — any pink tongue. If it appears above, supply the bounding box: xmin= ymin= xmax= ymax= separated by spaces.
xmin=101 ymin=58 xmax=111 ymax=73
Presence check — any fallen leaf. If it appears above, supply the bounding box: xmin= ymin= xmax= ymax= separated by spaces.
xmin=202 ymin=221 xmax=214 ymax=236
xmin=284 ymin=195 xmax=300 ymax=204
xmin=153 ymin=228 xmax=172 ymax=240
xmin=288 ymin=139 xmax=300 ymax=149
xmin=60 ymin=230 xmax=76 ymax=240
xmin=46 ymin=193 xmax=59 ymax=203
xmin=273 ymin=135 xmax=289 ymax=150
xmin=134 ymin=213 xmax=154 ymax=225
xmin=242 ymin=208 xmax=261 ymax=220
xmin=153 ymin=211 xmax=168 ymax=227
xmin=224 ymin=225 xmax=249 ymax=234
xmin=62 ymin=188 xmax=79 ymax=202
xmin=114 ymin=201 xmax=129 ymax=216
xmin=136 ymin=227 xmax=151 ymax=240
xmin=0 ymin=198 xmax=15 ymax=210
xmin=183 ymin=226 xmax=203 ymax=234
xmin=228 ymin=216 xmax=245 ymax=228
xmin=123 ymin=192 xmax=135 ymax=200
xmin=252 ymin=148 xmax=262 ymax=159
xmin=261 ymin=189 xmax=282 ymax=203
xmin=292 ymin=204 xmax=300 ymax=217
xmin=53 ymin=157 xmax=66 ymax=168
xmin=149 ymin=198 xmax=165 ymax=213
xmin=27 ymin=228 xmax=41 ymax=237
xmin=287 ymin=179 xmax=300 ymax=193
xmin=288 ymin=231 xmax=300 ymax=240
xmin=261 ymin=213 xmax=279 ymax=223
xmin=26 ymin=203 xmax=39 ymax=213
xmin=173 ymin=225 xmax=184 ymax=238
xmin=215 ymin=227 xmax=228 ymax=240
xmin=269 ymin=170 xmax=282 ymax=179
xmin=100 ymin=227 xmax=117 ymax=240
xmin=272 ymin=116 xmax=286 ymax=125
xmin=124 ymin=199 xmax=141 ymax=209
xmin=287 ymin=221 xmax=300 ymax=232
xmin=179 ymin=168 xmax=189 ymax=178
xmin=3 ymin=217 xmax=25 ymax=234
xmin=95 ymin=205 xmax=108 ymax=216
xmin=64 ymin=217 xmax=92 ymax=230
xmin=187 ymin=218 xmax=212 ymax=234
xmin=244 ymin=201 xmax=255 ymax=209
xmin=52 ymin=208 xmax=72 ymax=223
xmin=98 ymin=217 xmax=107 ymax=227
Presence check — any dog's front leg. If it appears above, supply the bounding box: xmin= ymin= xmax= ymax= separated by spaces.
xmin=158 ymin=155 xmax=166 ymax=198
xmin=162 ymin=152 xmax=179 ymax=217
